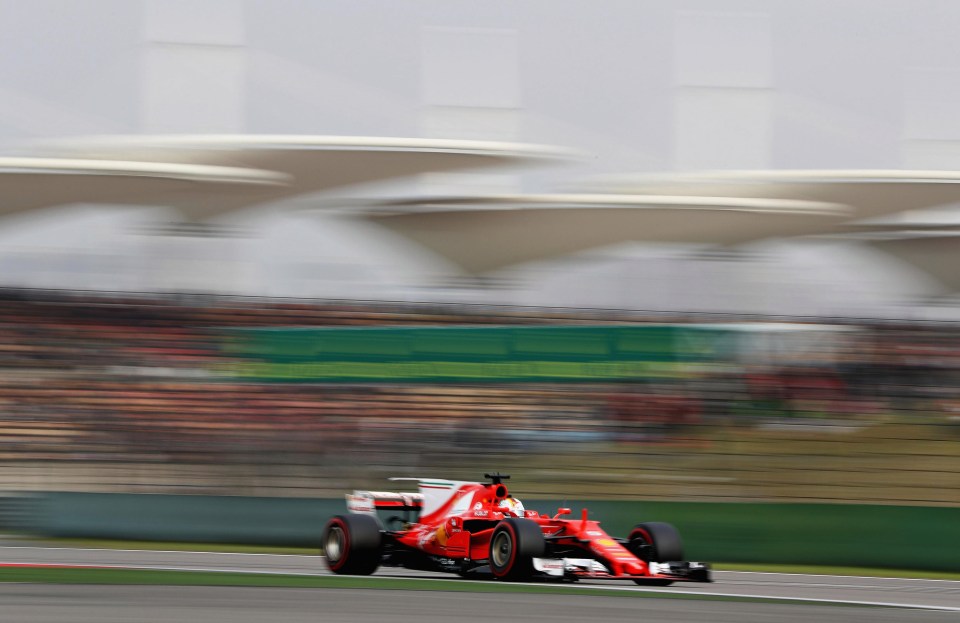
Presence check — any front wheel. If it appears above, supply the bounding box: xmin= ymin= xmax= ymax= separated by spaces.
xmin=489 ymin=518 xmax=545 ymax=581
xmin=627 ymin=522 xmax=683 ymax=586
xmin=322 ymin=514 xmax=383 ymax=575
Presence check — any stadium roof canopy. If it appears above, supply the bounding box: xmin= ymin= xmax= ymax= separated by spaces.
xmin=28 ymin=135 xmax=576 ymax=219
xmin=582 ymin=169 xmax=960 ymax=232
xmin=357 ymin=170 xmax=960 ymax=274
xmin=0 ymin=157 xmax=286 ymax=217
xmin=863 ymin=232 xmax=960 ymax=292
xmin=582 ymin=169 xmax=960 ymax=292
xmin=834 ymin=219 xmax=960 ymax=293
xmin=360 ymin=193 xmax=848 ymax=274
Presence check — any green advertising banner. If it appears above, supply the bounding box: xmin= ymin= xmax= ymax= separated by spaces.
xmin=218 ymin=325 xmax=731 ymax=383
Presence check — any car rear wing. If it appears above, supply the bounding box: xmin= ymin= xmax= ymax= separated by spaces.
xmin=346 ymin=491 xmax=424 ymax=516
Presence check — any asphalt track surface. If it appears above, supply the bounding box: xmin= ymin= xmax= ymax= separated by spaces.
xmin=5 ymin=584 xmax=959 ymax=623
xmin=1 ymin=545 xmax=958 ymax=622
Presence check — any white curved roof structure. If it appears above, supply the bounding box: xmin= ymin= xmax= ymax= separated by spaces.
xmin=0 ymin=157 xmax=286 ymax=216
xmin=575 ymin=170 xmax=960 ymax=294
xmin=362 ymin=193 xmax=848 ymax=274
xmin=582 ymin=170 xmax=960 ymax=240
xmin=31 ymin=135 xmax=577 ymax=219
xmin=833 ymin=218 xmax=960 ymax=293
xmin=864 ymin=232 xmax=960 ymax=293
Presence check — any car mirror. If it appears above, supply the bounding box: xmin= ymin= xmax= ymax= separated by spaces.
xmin=554 ymin=507 xmax=572 ymax=518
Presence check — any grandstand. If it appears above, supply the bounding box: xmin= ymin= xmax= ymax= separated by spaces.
xmin=0 ymin=287 xmax=955 ymax=505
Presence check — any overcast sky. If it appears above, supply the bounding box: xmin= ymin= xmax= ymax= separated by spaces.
xmin=0 ymin=0 xmax=958 ymax=314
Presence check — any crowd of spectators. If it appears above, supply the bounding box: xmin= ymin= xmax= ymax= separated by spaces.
xmin=0 ymin=288 xmax=956 ymax=502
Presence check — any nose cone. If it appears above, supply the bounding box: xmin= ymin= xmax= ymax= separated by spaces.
xmin=623 ymin=558 xmax=647 ymax=576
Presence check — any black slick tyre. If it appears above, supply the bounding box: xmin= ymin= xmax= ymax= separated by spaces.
xmin=322 ymin=514 xmax=383 ymax=575
xmin=628 ymin=521 xmax=683 ymax=586
xmin=488 ymin=518 xmax=545 ymax=581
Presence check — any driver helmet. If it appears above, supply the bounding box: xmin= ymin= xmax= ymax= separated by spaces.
xmin=499 ymin=496 xmax=525 ymax=517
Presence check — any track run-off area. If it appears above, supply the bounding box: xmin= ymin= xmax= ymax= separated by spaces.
xmin=1 ymin=545 xmax=958 ymax=619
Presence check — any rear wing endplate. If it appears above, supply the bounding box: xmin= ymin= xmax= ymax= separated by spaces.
xmin=346 ymin=490 xmax=424 ymax=516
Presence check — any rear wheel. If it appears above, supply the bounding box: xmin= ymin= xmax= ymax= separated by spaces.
xmin=489 ymin=518 xmax=545 ymax=581
xmin=628 ymin=522 xmax=683 ymax=586
xmin=322 ymin=514 xmax=383 ymax=575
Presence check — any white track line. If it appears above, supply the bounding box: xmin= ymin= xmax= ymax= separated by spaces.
xmin=568 ymin=584 xmax=960 ymax=612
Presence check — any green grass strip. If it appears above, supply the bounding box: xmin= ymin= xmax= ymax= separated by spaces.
xmin=0 ymin=567 xmax=872 ymax=608
xmin=713 ymin=563 xmax=960 ymax=581
xmin=12 ymin=536 xmax=960 ymax=581
xmin=21 ymin=537 xmax=317 ymax=555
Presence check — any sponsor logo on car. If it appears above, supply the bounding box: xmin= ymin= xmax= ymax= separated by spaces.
xmin=346 ymin=494 xmax=375 ymax=514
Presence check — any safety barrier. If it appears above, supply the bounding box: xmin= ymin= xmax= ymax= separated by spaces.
xmin=21 ymin=492 xmax=960 ymax=572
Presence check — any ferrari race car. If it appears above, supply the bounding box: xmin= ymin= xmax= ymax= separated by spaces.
xmin=322 ymin=473 xmax=711 ymax=584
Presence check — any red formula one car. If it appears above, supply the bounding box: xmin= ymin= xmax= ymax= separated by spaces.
xmin=321 ymin=473 xmax=711 ymax=584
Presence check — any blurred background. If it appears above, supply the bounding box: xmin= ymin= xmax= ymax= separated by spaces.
xmin=0 ymin=0 xmax=958 ymax=548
